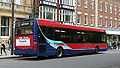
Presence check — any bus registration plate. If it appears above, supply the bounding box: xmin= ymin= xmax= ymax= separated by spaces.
xmin=16 ymin=38 xmax=30 ymax=46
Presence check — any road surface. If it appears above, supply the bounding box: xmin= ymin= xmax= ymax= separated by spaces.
xmin=0 ymin=49 xmax=120 ymax=68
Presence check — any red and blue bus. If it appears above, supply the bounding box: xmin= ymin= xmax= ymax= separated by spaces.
xmin=14 ymin=19 xmax=107 ymax=57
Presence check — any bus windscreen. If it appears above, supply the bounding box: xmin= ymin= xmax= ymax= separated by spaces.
xmin=15 ymin=20 xmax=34 ymax=35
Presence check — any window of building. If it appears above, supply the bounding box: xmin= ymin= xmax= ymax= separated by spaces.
xmin=110 ymin=6 xmax=112 ymax=13
xmin=114 ymin=20 xmax=117 ymax=28
xmin=110 ymin=19 xmax=112 ymax=28
xmin=84 ymin=0 xmax=88 ymax=8
xmin=1 ymin=0 xmax=8 ymax=2
xmin=77 ymin=14 xmax=81 ymax=24
xmin=64 ymin=10 xmax=73 ymax=22
xmin=114 ymin=7 xmax=117 ymax=14
xmin=119 ymin=20 xmax=120 ymax=28
xmin=100 ymin=3 xmax=102 ymax=11
xmin=65 ymin=0 xmax=69 ymax=5
xmin=119 ymin=8 xmax=120 ymax=15
xmin=65 ymin=15 xmax=70 ymax=22
xmin=40 ymin=7 xmax=42 ymax=19
xmin=40 ymin=6 xmax=55 ymax=21
xmin=46 ymin=8 xmax=54 ymax=20
xmin=84 ymin=15 xmax=88 ymax=25
xmin=60 ymin=10 xmax=74 ymax=24
xmin=63 ymin=0 xmax=73 ymax=6
xmin=1 ymin=17 xmax=9 ymax=36
xmin=105 ymin=18 xmax=108 ymax=27
xmin=46 ymin=0 xmax=56 ymax=2
xmin=99 ymin=17 xmax=102 ymax=26
xmin=105 ymin=4 xmax=108 ymax=12
xmin=91 ymin=0 xmax=94 ymax=9
xmin=77 ymin=0 xmax=81 ymax=6
xmin=90 ymin=16 xmax=94 ymax=25
xmin=71 ymin=0 xmax=73 ymax=6
xmin=15 ymin=0 xmax=23 ymax=5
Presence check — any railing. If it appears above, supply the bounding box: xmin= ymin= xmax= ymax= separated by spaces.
xmin=0 ymin=1 xmax=32 ymax=13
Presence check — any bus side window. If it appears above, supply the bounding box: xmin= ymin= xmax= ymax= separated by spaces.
xmin=66 ymin=29 xmax=73 ymax=43
xmin=54 ymin=28 xmax=67 ymax=43
xmin=101 ymin=34 xmax=106 ymax=43
xmin=38 ymin=26 xmax=46 ymax=43
xmin=46 ymin=27 xmax=55 ymax=40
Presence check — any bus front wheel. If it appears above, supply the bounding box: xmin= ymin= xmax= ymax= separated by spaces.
xmin=56 ymin=47 xmax=63 ymax=58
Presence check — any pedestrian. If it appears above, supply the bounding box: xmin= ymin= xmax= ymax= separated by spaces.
xmin=8 ymin=37 xmax=12 ymax=51
xmin=112 ymin=41 xmax=116 ymax=49
xmin=108 ymin=41 xmax=112 ymax=50
xmin=117 ymin=41 xmax=120 ymax=49
xmin=1 ymin=40 xmax=7 ymax=55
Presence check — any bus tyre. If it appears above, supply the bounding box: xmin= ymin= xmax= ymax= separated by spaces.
xmin=95 ymin=47 xmax=99 ymax=54
xmin=56 ymin=48 xmax=63 ymax=58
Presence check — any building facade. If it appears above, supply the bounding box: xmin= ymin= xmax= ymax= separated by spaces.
xmin=75 ymin=0 xmax=120 ymax=44
xmin=0 ymin=0 xmax=32 ymax=47
xmin=75 ymin=0 xmax=120 ymax=27
xmin=38 ymin=0 xmax=75 ymax=24
xmin=97 ymin=0 xmax=120 ymax=43
xmin=33 ymin=0 xmax=39 ymax=18
xmin=75 ymin=0 xmax=96 ymax=26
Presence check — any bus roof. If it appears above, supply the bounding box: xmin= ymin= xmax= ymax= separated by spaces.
xmin=15 ymin=19 xmax=105 ymax=33
xmin=38 ymin=19 xmax=106 ymax=33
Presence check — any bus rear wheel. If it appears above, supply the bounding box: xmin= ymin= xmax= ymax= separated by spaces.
xmin=56 ymin=48 xmax=63 ymax=58
xmin=95 ymin=47 xmax=99 ymax=54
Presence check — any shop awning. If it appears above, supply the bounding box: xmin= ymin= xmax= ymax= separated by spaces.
xmin=106 ymin=31 xmax=120 ymax=35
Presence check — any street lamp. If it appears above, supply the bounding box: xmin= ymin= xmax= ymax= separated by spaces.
xmin=11 ymin=0 xmax=14 ymax=55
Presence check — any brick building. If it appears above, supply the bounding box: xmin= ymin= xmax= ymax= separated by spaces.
xmin=75 ymin=0 xmax=95 ymax=26
xmin=75 ymin=0 xmax=120 ymax=43
xmin=75 ymin=0 xmax=120 ymax=27
xmin=97 ymin=0 xmax=120 ymax=43
xmin=0 ymin=0 xmax=32 ymax=47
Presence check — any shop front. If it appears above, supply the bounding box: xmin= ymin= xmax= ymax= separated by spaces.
xmin=106 ymin=30 xmax=120 ymax=49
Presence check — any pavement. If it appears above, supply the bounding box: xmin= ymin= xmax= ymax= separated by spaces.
xmin=105 ymin=49 xmax=120 ymax=54
xmin=0 ymin=49 xmax=16 ymax=58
